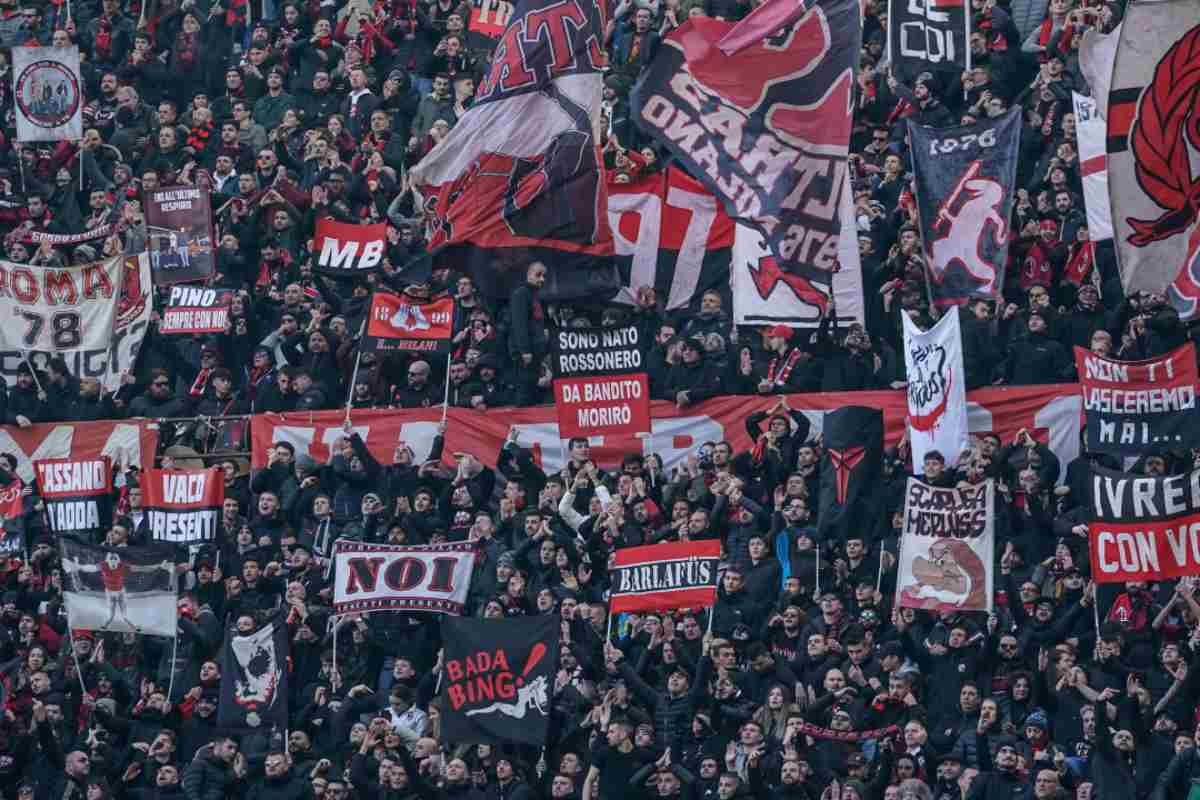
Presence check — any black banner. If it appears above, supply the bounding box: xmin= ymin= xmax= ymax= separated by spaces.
xmin=144 ymin=186 xmax=215 ymax=285
xmin=887 ymin=0 xmax=970 ymax=83
xmin=1075 ymin=343 xmax=1200 ymax=455
xmin=632 ymin=0 xmax=859 ymax=315
xmin=908 ymin=109 xmax=1020 ymax=307
xmin=218 ymin=609 xmax=290 ymax=730
xmin=34 ymin=457 xmax=113 ymax=537
xmin=159 ymin=287 xmax=233 ymax=335
xmin=817 ymin=406 xmax=883 ymax=544
xmin=439 ymin=616 xmax=558 ymax=745
xmin=549 ymin=324 xmax=644 ymax=379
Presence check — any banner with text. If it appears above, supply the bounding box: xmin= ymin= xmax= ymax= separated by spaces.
xmin=440 ymin=616 xmax=558 ymax=746
xmin=897 ymin=478 xmax=994 ymax=612
xmin=549 ymin=324 xmax=650 ymax=438
xmin=332 ymin=540 xmax=476 ymax=614
xmin=1090 ymin=465 xmax=1200 ymax=582
xmin=887 ymin=0 xmax=970 ymax=84
xmin=1075 ymin=343 xmax=1198 ymax=456
xmin=314 ymin=219 xmax=386 ymax=276
xmin=34 ymin=457 xmax=113 ymax=537
xmin=145 ymin=186 xmax=216 ymax=285
xmin=363 ymin=294 xmax=454 ymax=353
xmin=631 ymin=0 xmax=859 ymax=314
xmin=140 ymin=467 xmax=223 ymax=545
xmin=902 ymin=307 xmax=969 ymax=470
xmin=0 ymin=255 xmax=152 ymax=392
xmin=610 ymin=540 xmax=721 ymax=614
xmin=159 ymin=287 xmax=233 ymax=335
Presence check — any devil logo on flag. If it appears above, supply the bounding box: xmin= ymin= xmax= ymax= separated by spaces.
xmin=219 ymin=611 xmax=289 ymax=729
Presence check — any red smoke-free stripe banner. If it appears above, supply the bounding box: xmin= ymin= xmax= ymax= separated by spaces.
xmin=250 ymin=384 xmax=1083 ymax=483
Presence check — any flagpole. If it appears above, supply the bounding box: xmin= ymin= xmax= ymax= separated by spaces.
xmin=344 ymin=320 xmax=367 ymax=423
xmin=72 ymin=632 xmax=88 ymax=697
xmin=440 ymin=350 xmax=451 ymax=423
xmin=875 ymin=545 xmax=886 ymax=595
xmin=814 ymin=546 xmax=820 ymax=598
xmin=22 ymin=352 xmax=44 ymax=395
xmin=166 ymin=630 xmax=179 ymax=704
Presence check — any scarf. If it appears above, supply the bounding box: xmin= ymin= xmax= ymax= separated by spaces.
xmin=767 ymin=347 xmax=803 ymax=386
xmin=190 ymin=368 xmax=211 ymax=397
xmin=174 ymin=30 xmax=197 ymax=70
xmin=797 ymin=721 xmax=899 ymax=742
xmin=94 ymin=18 xmax=113 ymax=60
xmin=1036 ymin=16 xmax=1075 ymax=59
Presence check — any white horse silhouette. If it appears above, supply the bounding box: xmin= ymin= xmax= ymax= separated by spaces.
xmin=465 ymin=675 xmax=549 ymax=719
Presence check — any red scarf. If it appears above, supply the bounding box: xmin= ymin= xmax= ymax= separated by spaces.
xmin=190 ymin=369 xmax=211 ymax=397
xmin=1036 ymin=16 xmax=1075 ymax=59
xmin=767 ymin=347 xmax=803 ymax=387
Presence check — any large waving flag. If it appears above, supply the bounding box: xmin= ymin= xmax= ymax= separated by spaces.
xmin=409 ymin=0 xmax=617 ymax=301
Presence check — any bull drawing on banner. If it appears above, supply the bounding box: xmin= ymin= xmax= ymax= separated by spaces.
xmin=389 ymin=303 xmax=431 ymax=332
xmin=929 ymin=160 xmax=1007 ymax=295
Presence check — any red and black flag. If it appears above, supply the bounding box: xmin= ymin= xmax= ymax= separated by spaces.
xmin=1075 ymin=342 xmax=1200 ymax=456
xmin=607 ymin=166 xmax=734 ymax=311
xmin=34 ymin=457 xmax=113 ymax=537
xmin=610 ymin=540 xmax=721 ymax=614
xmin=439 ymin=616 xmax=559 ymax=745
xmin=363 ymin=294 xmax=455 ymax=354
xmin=140 ymin=468 xmax=224 ymax=546
xmin=0 ymin=479 xmax=24 ymax=555
xmin=408 ymin=0 xmax=618 ymax=302
xmin=817 ymin=407 xmax=883 ymax=544
xmin=631 ymin=0 xmax=859 ymax=315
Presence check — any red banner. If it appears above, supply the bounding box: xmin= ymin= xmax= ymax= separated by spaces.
xmin=250 ymin=385 xmax=1082 ymax=479
xmin=552 ymin=374 xmax=651 ymax=438
xmin=364 ymin=295 xmax=454 ymax=353
xmin=610 ymin=540 xmax=721 ymax=613
xmin=314 ymin=219 xmax=387 ymax=275
xmin=140 ymin=467 xmax=224 ymax=545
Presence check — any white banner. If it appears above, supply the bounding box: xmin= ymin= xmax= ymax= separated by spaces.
xmin=731 ymin=172 xmax=865 ymax=328
xmin=896 ymin=479 xmax=994 ymax=613
xmin=1072 ymin=93 xmax=1113 ymax=241
xmin=333 ymin=540 xmax=476 ymax=615
xmin=0 ymin=254 xmax=152 ymax=391
xmin=12 ymin=47 xmax=84 ymax=142
xmin=60 ymin=538 xmax=178 ymax=637
xmin=902 ymin=307 xmax=969 ymax=470
xmin=1079 ymin=26 xmax=1119 ymax=118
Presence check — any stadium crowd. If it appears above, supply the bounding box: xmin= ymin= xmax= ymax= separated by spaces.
xmin=0 ymin=0 xmax=1194 ymax=798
